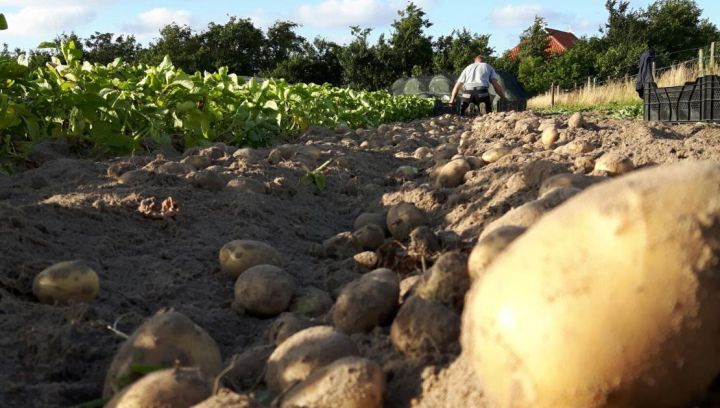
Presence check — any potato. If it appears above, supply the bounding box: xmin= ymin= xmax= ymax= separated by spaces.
xmin=352 ymin=224 xmax=385 ymax=251
xmin=567 ymin=112 xmax=585 ymax=128
xmin=103 ymin=310 xmax=222 ymax=397
xmin=594 ymin=152 xmax=635 ymax=176
xmin=265 ymin=326 xmax=359 ymax=393
xmin=289 ymin=286 xmax=333 ymax=317
xmin=353 ymin=251 xmax=379 ymax=270
xmin=118 ymin=169 xmax=150 ymax=185
xmin=32 ymin=260 xmax=99 ymax=305
xmin=555 ymin=139 xmax=593 ymax=155
xmin=414 ymin=252 xmax=469 ymax=311
xmin=399 ymin=275 xmax=420 ymax=303
xmin=390 ymin=296 xmax=460 ymax=358
xmin=181 ymin=155 xmax=212 ymax=170
xmin=354 ymin=212 xmax=389 ymax=236
xmin=538 ymin=173 xmax=607 ymax=197
xmin=222 ymin=345 xmax=274 ymax=391
xmin=106 ymin=367 xmax=211 ymax=408
xmin=541 ymin=127 xmax=559 ymax=147
xmin=219 ymin=240 xmax=284 ymax=278
xmin=233 ymin=147 xmax=265 ymax=164
xmin=434 ymin=144 xmax=458 ymax=161
xmin=268 ymin=313 xmax=314 ymax=345
xmin=481 ymin=146 xmax=511 ymax=163
xmin=234 ymin=265 xmax=295 ymax=317
xmin=462 ymin=161 xmax=720 ymax=408
xmin=280 ymin=357 xmax=384 ymax=408
xmin=437 ymin=159 xmax=471 ymax=188
xmin=323 ymin=232 xmax=361 ymax=259
xmin=468 ymin=226 xmax=526 ymax=281
xmin=466 ymin=156 xmax=484 ymax=170
xmin=156 ymin=161 xmax=193 ymax=176
xmin=191 ymin=170 xmax=225 ymax=192
xmin=387 ymin=203 xmax=427 ymax=240
xmin=107 ymin=161 xmax=135 ymax=178
xmin=414 ymin=146 xmax=432 ymax=159
xmin=192 ymin=389 xmax=259 ymax=408
xmin=268 ymin=145 xmax=295 ymax=164
xmin=408 ymin=226 xmax=440 ymax=259
xmin=226 ymin=177 xmax=265 ymax=194
xmin=331 ymin=268 xmax=400 ymax=334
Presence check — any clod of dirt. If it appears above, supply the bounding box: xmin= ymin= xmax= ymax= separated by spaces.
xmin=265 ymin=326 xmax=359 ymax=393
xmin=390 ymin=296 xmax=460 ymax=359
xmin=408 ymin=226 xmax=440 ymax=260
xmin=226 ymin=177 xmax=266 ymax=194
xmin=221 ymin=345 xmax=275 ymax=391
xmin=414 ymin=252 xmax=469 ymax=311
xmin=234 ymin=265 xmax=296 ymax=317
xmin=568 ymin=112 xmax=586 ymax=129
xmin=279 ymin=356 xmax=385 ymax=408
xmin=331 ymin=268 xmax=400 ymax=334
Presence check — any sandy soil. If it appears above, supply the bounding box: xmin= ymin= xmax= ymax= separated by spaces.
xmin=2 ymin=111 xmax=720 ymax=407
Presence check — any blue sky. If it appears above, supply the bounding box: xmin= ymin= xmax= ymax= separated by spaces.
xmin=1 ymin=1 xmax=719 ymax=54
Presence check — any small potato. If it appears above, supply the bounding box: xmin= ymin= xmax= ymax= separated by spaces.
xmin=594 ymin=152 xmax=635 ymax=176
xmin=280 ymin=357 xmax=385 ymax=408
xmin=181 ymin=155 xmax=212 ymax=170
xmin=390 ymin=296 xmax=460 ymax=358
xmin=265 ymin=326 xmax=359 ymax=393
xmin=567 ymin=112 xmax=585 ymax=128
xmin=156 ymin=161 xmax=193 ymax=176
xmin=191 ymin=170 xmax=225 ymax=192
xmin=219 ymin=240 xmax=284 ymax=278
xmin=387 ymin=203 xmax=427 ymax=240
xmin=434 ymin=144 xmax=458 ymax=161
xmin=481 ymin=146 xmax=511 ymax=163
xmin=555 ymin=139 xmax=593 ymax=155
xmin=437 ymin=159 xmax=471 ymax=188
xmin=408 ymin=226 xmax=440 ymax=259
xmin=107 ymin=162 xmax=135 ymax=178
xmin=468 ymin=226 xmax=526 ymax=281
xmin=353 ymin=212 xmax=388 ymax=235
xmin=119 ymin=169 xmax=150 ymax=185
xmin=331 ymin=268 xmax=400 ymax=334
xmin=233 ymin=147 xmax=265 ymax=164
xmin=541 ymin=127 xmax=559 ymax=147
xmin=353 ymin=224 xmax=385 ymax=251
xmin=289 ymin=287 xmax=333 ymax=318
xmin=234 ymin=265 xmax=295 ymax=317
xmin=33 ymin=260 xmax=99 ymax=305
xmin=415 ymin=252 xmax=469 ymax=311
xmin=414 ymin=147 xmax=432 ymax=159
xmin=106 ymin=367 xmax=211 ymax=408
xmin=103 ymin=310 xmax=222 ymax=397
xmin=268 ymin=313 xmax=314 ymax=345
xmin=193 ymin=389 xmax=259 ymax=408
xmin=353 ymin=251 xmax=379 ymax=270
xmin=221 ymin=345 xmax=274 ymax=391
xmin=323 ymin=232 xmax=361 ymax=259
xmin=226 ymin=177 xmax=265 ymax=194
xmin=539 ymin=173 xmax=607 ymax=197
xmin=466 ymin=156 xmax=484 ymax=170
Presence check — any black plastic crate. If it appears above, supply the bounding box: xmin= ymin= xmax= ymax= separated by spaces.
xmin=644 ymin=75 xmax=720 ymax=122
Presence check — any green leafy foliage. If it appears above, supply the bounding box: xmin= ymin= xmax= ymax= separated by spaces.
xmin=536 ymin=101 xmax=643 ymax=119
xmin=0 ymin=14 xmax=7 ymax=31
xmin=301 ymin=159 xmax=333 ymax=192
xmin=0 ymin=42 xmax=433 ymax=162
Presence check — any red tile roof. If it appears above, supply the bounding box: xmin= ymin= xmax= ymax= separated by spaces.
xmin=508 ymin=28 xmax=579 ymax=58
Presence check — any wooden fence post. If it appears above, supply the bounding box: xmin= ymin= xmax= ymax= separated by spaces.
xmin=593 ymin=77 xmax=597 ymax=89
xmin=550 ymin=82 xmax=555 ymax=107
xmin=699 ymin=49 xmax=705 ymax=76
xmin=652 ymin=61 xmax=656 ymax=82
xmin=710 ymin=42 xmax=716 ymax=72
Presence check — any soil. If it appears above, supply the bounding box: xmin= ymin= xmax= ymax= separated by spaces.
xmin=2 ymin=111 xmax=720 ymax=407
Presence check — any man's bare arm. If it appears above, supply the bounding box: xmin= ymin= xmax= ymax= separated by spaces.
xmin=450 ymin=81 xmax=463 ymax=104
xmin=491 ymin=79 xmax=507 ymax=99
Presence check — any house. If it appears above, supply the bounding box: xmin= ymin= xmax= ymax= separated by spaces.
xmin=509 ymin=28 xmax=579 ymax=58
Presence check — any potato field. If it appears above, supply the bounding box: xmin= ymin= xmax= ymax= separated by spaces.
xmin=5 ymin=44 xmax=720 ymax=408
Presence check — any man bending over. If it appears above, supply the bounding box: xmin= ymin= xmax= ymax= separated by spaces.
xmin=450 ymin=55 xmax=507 ymax=116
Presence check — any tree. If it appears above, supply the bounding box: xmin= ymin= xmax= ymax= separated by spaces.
xmin=338 ymin=27 xmax=385 ymax=90
xmin=388 ymin=2 xmax=434 ymax=76
xmin=433 ymin=29 xmax=493 ymax=75
xmin=644 ymin=0 xmax=719 ymax=61
xmin=265 ymin=38 xmax=342 ymax=85
xmin=602 ymin=0 xmax=648 ymax=47
xmin=263 ymin=21 xmax=307 ymax=70
xmin=141 ymin=24 xmax=206 ymax=72
xmin=547 ymin=37 xmax=603 ymax=88
xmin=84 ymin=32 xmax=141 ymax=64
xmin=200 ymin=17 xmax=266 ymax=75
xmin=518 ymin=56 xmax=552 ymax=94
xmin=518 ymin=16 xmax=550 ymax=59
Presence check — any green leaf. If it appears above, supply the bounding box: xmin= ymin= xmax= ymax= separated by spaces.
xmin=37 ymin=41 xmax=58 ymax=49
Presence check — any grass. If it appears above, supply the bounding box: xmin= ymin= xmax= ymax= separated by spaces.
xmin=528 ymin=60 xmax=720 ymax=116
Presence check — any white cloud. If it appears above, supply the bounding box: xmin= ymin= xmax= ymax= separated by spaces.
xmin=3 ymin=4 xmax=97 ymax=37
xmin=490 ymin=4 xmax=558 ymax=27
xmin=124 ymin=8 xmax=193 ymax=35
xmin=296 ymin=0 xmax=395 ymax=28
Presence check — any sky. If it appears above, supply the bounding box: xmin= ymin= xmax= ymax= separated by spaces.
xmin=1 ymin=0 xmax=719 ymax=54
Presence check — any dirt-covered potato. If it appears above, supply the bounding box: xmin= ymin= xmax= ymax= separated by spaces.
xmin=463 ymin=161 xmax=720 ymax=408
xmin=233 ymin=147 xmax=265 ymax=164
xmin=265 ymin=326 xmax=359 ymax=393
xmin=481 ymin=146 xmax=511 ymax=163
xmin=268 ymin=313 xmax=314 ymax=346
xmin=106 ymin=367 xmax=211 ymax=408
xmin=387 ymin=202 xmax=427 ymax=240
xmin=234 ymin=265 xmax=295 ymax=317
xmin=437 ymin=159 xmax=471 ymax=188
xmin=268 ymin=145 xmax=296 ymax=164
xmin=219 ymin=240 xmax=284 ymax=278
xmin=353 ymin=251 xmax=379 ymax=270
xmin=354 ymin=212 xmax=389 ymax=236
xmin=538 ymin=173 xmax=607 ymax=197
xmin=181 ymin=155 xmax=212 ymax=170
xmin=191 ymin=170 xmax=225 ymax=192
xmin=555 ymin=139 xmax=593 ymax=155
xmin=390 ymin=296 xmax=460 ymax=358
xmin=352 ymin=224 xmax=385 ymax=251
xmin=434 ymin=144 xmax=458 ymax=161
xmin=468 ymin=226 xmax=526 ymax=281
xmin=567 ymin=112 xmax=585 ymax=128
xmin=414 ymin=146 xmax=432 ymax=159
xmin=221 ymin=345 xmax=274 ymax=391
xmin=323 ymin=232 xmax=361 ymax=259
xmin=119 ymin=169 xmax=150 ymax=185
xmin=289 ymin=286 xmax=333 ymax=317
xmin=541 ymin=127 xmax=559 ymax=147
xmin=103 ymin=310 xmax=222 ymax=397
xmin=414 ymin=252 xmax=469 ymax=311
xmin=280 ymin=356 xmax=385 ymax=408
xmin=32 ymin=260 xmax=99 ymax=305
xmin=192 ymin=389 xmax=259 ymax=408
xmin=226 ymin=177 xmax=265 ymax=194
xmin=156 ymin=161 xmax=193 ymax=176
xmin=594 ymin=152 xmax=635 ymax=176
xmin=408 ymin=226 xmax=440 ymax=259
xmin=331 ymin=268 xmax=400 ymax=334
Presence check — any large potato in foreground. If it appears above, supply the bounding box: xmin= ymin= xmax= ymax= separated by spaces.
xmin=106 ymin=367 xmax=211 ymax=408
xmin=234 ymin=265 xmax=295 ymax=317
xmin=331 ymin=268 xmax=400 ymax=334
xmin=265 ymin=326 xmax=359 ymax=393
xmin=219 ymin=240 xmax=284 ymax=278
xmin=32 ymin=260 xmax=99 ymax=305
xmin=463 ymin=161 xmax=720 ymax=408
xmin=280 ymin=357 xmax=385 ymax=408
xmin=387 ymin=203 xmax=427 ymax=240
xmin=103 ymin=310 xmax=222 ymax=397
